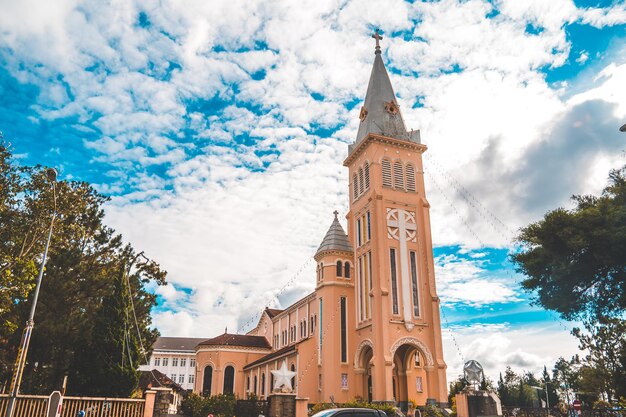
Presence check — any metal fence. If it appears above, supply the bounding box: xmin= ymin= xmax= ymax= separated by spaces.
xmin=0 ymin=394 xmax=145 ymax=417
xmin=235 ymin=398 xmax=269 ymax=417
xmin=0 ymin=394 xmax=49 ymax=417
xmin=62 ymin=396 xmax=145 ymax=417
xmin=502 ymin=407 xmax=626 ymax=417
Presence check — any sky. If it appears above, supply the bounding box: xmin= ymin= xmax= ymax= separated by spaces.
xmin=1 ymin=0 xmax=625 ymax=383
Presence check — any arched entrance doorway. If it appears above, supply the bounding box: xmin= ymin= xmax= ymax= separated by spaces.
xmin=391 ymin=340 xmax=431 ymax=411
xmin=203 ymin=365 xmax=213 ymax=396
xmin=355 ymin=341 xmax=374 ymax=403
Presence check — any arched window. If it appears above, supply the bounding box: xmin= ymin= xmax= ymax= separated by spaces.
xmin=202 ymin=365 xmax=213 ymax=396
xmin=364 ymin=162 xmax=370 ymax=190
xmin=344 ymin=262 xmax=351 ymax=278
xmin=270 ymin=373 xmax=275 ymax=393
xmin=247 ymin=376 xmax=250 ymax=392
xmin=393 ymin=160 xmax=404 ymax=190
xmin=353 ymin=174 xmax=358 ymax=200
xmin=382 ymin=159 xmax=392 ymax=187
xmin=358 ymin=167 xmax=364 ymax=195
xmin=291 ymin=364 xmax=296 ymax=390
xmin=406 ymin=163 xmax=416 ymax=192
xmin=261 ymin=373 xmax=266 ymax=396
xmin=223 ymin=365 xmax=235 ymax=394
xmin=253 ymin=375 xmax=257 ymax=395
xmin=320 ymin=263 xmax=324 ymax=279
xmin=336 ymin=260 xmax=343 ymax=277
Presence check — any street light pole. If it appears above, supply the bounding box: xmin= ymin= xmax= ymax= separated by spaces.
xmin=5 ymin=168 xmax=58 ymax=417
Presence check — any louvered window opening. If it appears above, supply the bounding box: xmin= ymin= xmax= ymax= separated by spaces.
xmin=406 ymin=164 xmax=416 ymax=192
xmin=393 ymin=161 xmax=404 ymax=189
xmin=382 ymin=159 xmax=392 ymax=187
xmin=358 ymin=168 xmax=364 ymax=195
xmin=353 ymin=174 xmax=358 ymax=200
xmin=364 ymin=162 xmax=370 ymax=190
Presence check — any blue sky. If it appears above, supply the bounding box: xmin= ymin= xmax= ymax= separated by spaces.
xmin=1 ymin=0 xmax=625 ymax=381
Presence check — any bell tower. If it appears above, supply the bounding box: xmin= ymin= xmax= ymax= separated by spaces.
xmin=345 ymin=30 xmax=447 ymax=406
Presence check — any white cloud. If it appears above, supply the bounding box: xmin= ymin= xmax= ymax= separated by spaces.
xmin=442 ymin=322 xmax=581 ymax=382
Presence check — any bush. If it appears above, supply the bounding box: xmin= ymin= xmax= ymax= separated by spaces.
xmin=421 ymin=405 xmax=445 ymax=417
xmin=180 ymin=393 xmax=237 ymax=417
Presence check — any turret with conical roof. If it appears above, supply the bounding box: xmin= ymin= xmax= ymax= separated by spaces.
xmin=314 ymin=211 xmax=353 ymax=289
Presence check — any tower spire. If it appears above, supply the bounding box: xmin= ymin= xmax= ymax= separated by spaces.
xmin=351 ymin=31 xmax=420 ymax=148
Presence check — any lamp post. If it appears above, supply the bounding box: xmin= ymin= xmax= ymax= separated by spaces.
xmin=5 ymin=168 xmax=58 ymax=417
xmin=531 ymin=384 xmax=550 ymax=417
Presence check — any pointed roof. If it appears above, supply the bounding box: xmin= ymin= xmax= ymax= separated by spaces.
xmin=353 ymin=31 xmax=420 ymax=147
xmin=315 ymin=211 xmax=353 ymax=258
xmin=197 ymin=333 xmax=272 ymax=349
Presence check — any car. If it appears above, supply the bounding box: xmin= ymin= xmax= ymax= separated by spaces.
xmin=311 ymin=408 xmax=389 ymax=417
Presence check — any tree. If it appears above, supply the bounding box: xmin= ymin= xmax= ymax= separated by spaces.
xmin=0 ymin=142 xmax=167 ymax=396
xmin=572 ymin=317 xmax=626 ymax=401
xmin=511 ymin=165 xmax=626 ymax=321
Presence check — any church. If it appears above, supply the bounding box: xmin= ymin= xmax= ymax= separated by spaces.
xmin=149 ymin=33 xmax=448 ymax=408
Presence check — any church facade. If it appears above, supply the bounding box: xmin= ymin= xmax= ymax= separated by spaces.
xmin=191 ymin=36 xmax=448 ymax=406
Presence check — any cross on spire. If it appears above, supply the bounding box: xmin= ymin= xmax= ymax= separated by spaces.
xmin=372 ymin=29 xmax=383 ymax=54
xmin=333 ymin=210 xmax=339 ymax=219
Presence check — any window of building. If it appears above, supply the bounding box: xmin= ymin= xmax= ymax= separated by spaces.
xmin=189 ymin=374 xmax=195 ymax=384
xmin=223 ymin=366 xmax=235 ymax=394
xmin=291 ymin=364 xmax=296 ymax=390
xmin=353 ymin=174 xmax=358 ymax=200
xmin=390 ymin=248 xmax=399 ymax=315
xmin=261 ymin=373 xmax=266 ymax=396
xmin=341 ymin=373 xmax=348 ymax=389
xmin=357 ymin=218 xmax=362 ymax=246
xmin=162 ymin=358 xmax=168 ymax=367
xmin=253 ymin=375 xmax=258 ymax=395
xmin=393 ymin=160 xmax=404 ymax=189
xmin=190 ymin=359 xmax=196 ymax=368
xmin=178 ymin=375 xmax=184 ymax=384
xmin=340 ymin=297 xmax=347 ymax=363
xmin=247 ymin=376 xmax=250 ymax=391
xmin=410 ymin=251 xmax=420 ymax=317
xmin=172 ymin=358 xmax=178 ymax=367
xmin=318 ymin=374 xmax=322 ymax=391
xmin=382 ymin=159 xmax=392 ymax=187
xmin=154 ymin=357 xmax=160 ymax=367
xmin=172 ymin=374 xmax=177 ymax=382
xmin=414 ymin=352 xmax=421 ymax=367
xmin=358 ymin=167 xmax=364 ymax=195
xmin=203 ymin=365 xmax=213 ymax=396
xmin=364 ymin=162 xmax=370 ymax=190
xmin=366 ymin=211 xmax=371 ymax=241
xmin=180 ymin=358 xmax=186 ymax=367
xmin=406 ymin=164 xmax=416 ymax=192
xmin=336 ymin=260 xmax=343 ymax=277
xmin=344 ymin=262 xmax=350 ymax=279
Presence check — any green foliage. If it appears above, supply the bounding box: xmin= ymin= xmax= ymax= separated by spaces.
xmin=511 ymin=165 xmax=626 ymax=322
xmin=0 ymin=142 xmax=167 ymax=396
xmin=422 ymin=405 xmax=445 ymax=417
xmin=180 ymin=393 xmax=236 ymax=417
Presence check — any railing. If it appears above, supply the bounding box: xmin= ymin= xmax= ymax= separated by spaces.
xmin=62 ymin=396 xmax=145 ymax=417
xmin=0 ymin=394 xmax=49 ymax=417
xmin=502 ymin=406 xmax=626 ymax=417
xmin=0 ymin=394 xmax=145 ymax=417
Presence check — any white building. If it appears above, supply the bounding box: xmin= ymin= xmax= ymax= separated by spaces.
xmin=139 ymin=337 xmax=206 ymax=391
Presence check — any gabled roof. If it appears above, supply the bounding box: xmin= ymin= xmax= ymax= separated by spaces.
xmin=315 ymin=211 xmax=353 ymax=258
xmin=243 ymin=345 xmax=297 ymax=370
xmin=353 ymin=37 xmax=420 ymax=148
xmin=197 ymin=333 xmax=272 ymax=349
xmin=265 ymin=308 xmax=284 ymax=318
xmin=152 ymin=337 xmax=207 ymax=352
xmin=139 ymin=369 xmax=184 ymax=392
